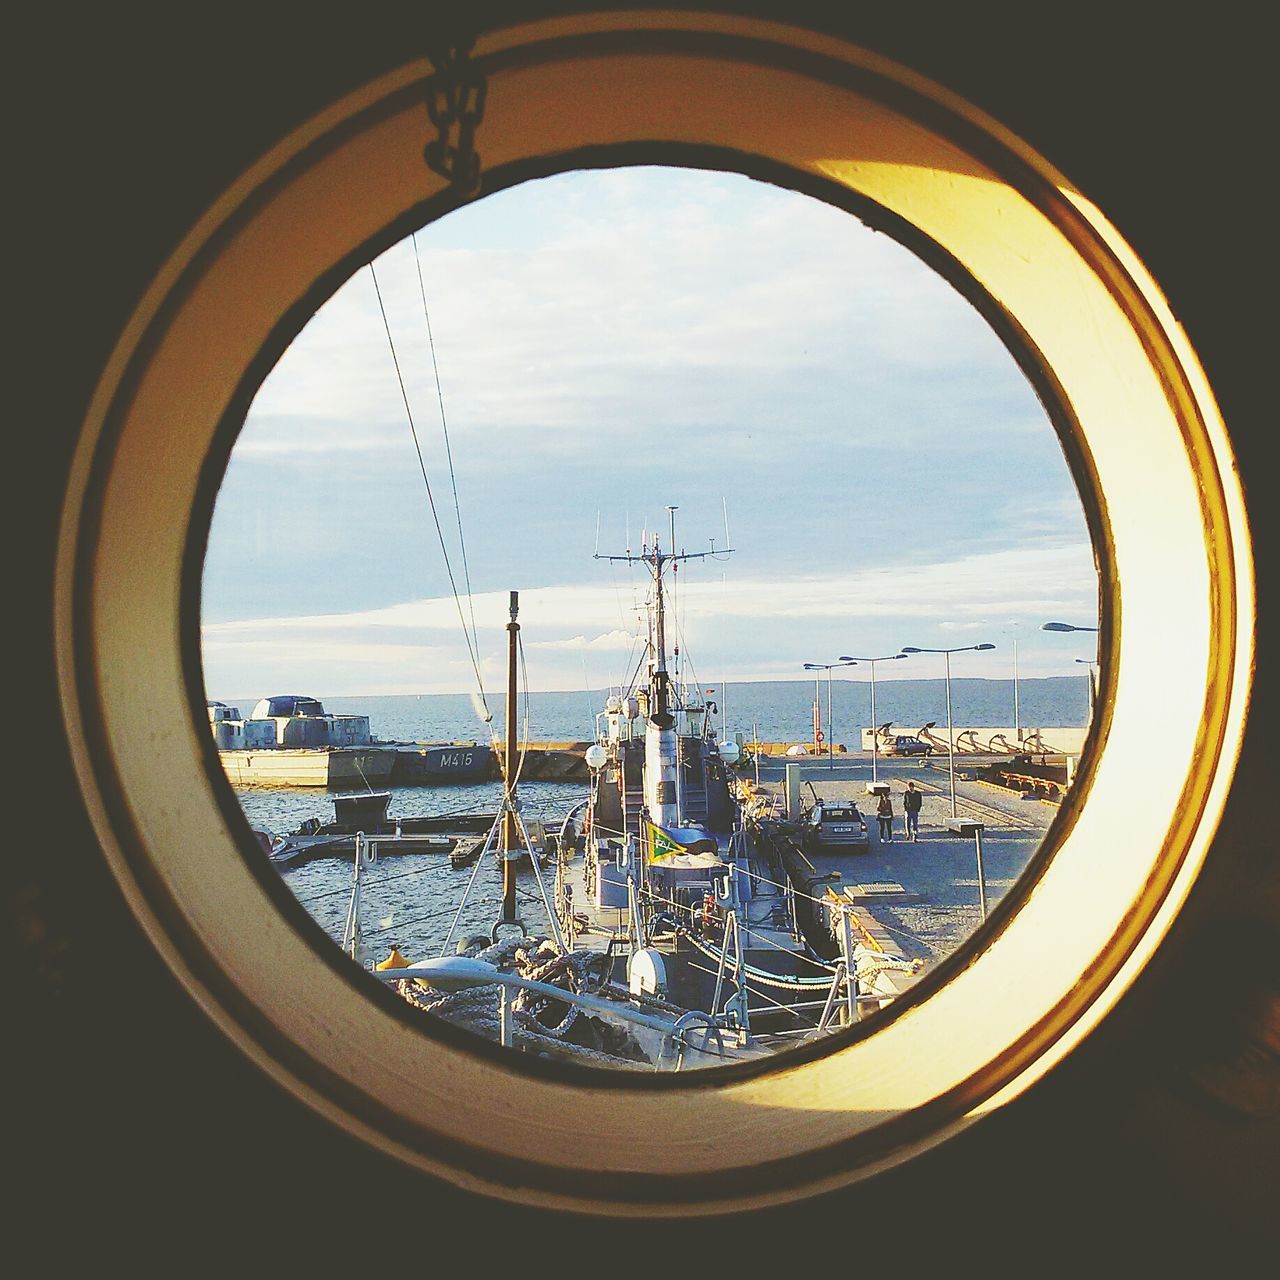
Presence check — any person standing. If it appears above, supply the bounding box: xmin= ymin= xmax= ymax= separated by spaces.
xmin=903 ymin=780 xmax=923 ymax=842
xmin=875 ymin=789 xmax=894 ymax=842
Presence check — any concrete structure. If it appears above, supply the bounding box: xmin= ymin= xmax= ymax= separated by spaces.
xmin=208 ymin=697 xmax=372 ymax=751
xmin=218 ymin=746 xmax=397 ymax=789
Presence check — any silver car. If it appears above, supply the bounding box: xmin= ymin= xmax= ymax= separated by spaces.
xmin=806 ymin=802 xmax=870 ymax=853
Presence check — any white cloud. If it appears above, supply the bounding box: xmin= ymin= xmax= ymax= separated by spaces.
xmin=527 ymin=630 xmax=637 ymax=652
xmin=235 ymin=169 xmax=1021 ymax=455
xmin=206 ymin=169 xmax=1093 ymax=695
xmin=230 ymin=417 xmax=409 ymax=456
xmin=201 ymin=542 xmax=1095 ymax=694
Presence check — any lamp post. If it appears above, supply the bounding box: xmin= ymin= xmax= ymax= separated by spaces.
xmin=838 ymin=652 xmax=908 ymax=784
xmin=1007 ymin=623 xmax=1022 ymax=743
xmin=1040 ymin=621 xmax=1098 ymax=633
xmin=804 ymin=660 xmax=857 ymax=769
xmin=900 ymin=642 xmax=996 ymax=817
xmin=1075 ymin=657 xmax=1098 ymax=718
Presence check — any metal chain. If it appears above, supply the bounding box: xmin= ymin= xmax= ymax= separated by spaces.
xmin=424 ymin=31 xmax=486 ymax=193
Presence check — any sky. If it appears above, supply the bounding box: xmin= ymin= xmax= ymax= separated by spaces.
xmin=200 ymin=166 xmax=1098 ymax=699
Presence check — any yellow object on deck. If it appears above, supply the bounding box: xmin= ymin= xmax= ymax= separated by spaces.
xmin=376 ymin=947 xmax=411 ymax=970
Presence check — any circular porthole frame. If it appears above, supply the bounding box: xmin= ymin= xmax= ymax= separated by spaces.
xmin=55 ymin=10 xmax=1254 ymax=1216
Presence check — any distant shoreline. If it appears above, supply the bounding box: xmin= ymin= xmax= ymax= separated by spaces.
xmin=216 ymin=673 xmax=1090 ymax=704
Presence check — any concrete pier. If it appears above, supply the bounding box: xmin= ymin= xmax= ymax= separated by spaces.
xmin=747 ymin=753 xmax=1057 ymax=967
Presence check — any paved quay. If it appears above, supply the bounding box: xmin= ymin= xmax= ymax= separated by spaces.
xmin=749 ymin=752 xmax=1060 ymax=965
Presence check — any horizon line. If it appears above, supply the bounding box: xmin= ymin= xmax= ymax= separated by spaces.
xmin=209 ymin=670 xmax=1092 ymax=701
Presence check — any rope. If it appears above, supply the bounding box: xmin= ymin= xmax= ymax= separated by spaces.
xmin=409 ymin=231 xmax=485 ymax=711
xmin=607 ymin=556 xmax=643 ymax=693
xmin=368 ymin=259 xmax=489 ymax=714
xmin=680 ymin=925 xmax=838 ymax=989
xmin=639 ymin=881 xmax=835 ymax=975
xmin=633 ymin=879 xmax=837 ymax=988
xmin=292 ymin=826 xmax=512 ymax=908
xmin=735 ymin=854 xmax=928 ymax=949
xmin=580 ymin=656 xmax=597 ymax=731
xmin=295 ymin=882 xmax=366 ymax=907
xmin=672 ymin=609 xmax=704 ymax=720
xmin=681 ymin=958 xmax=820 ymax=1024
xmin=486 ymin=628 xmax=536 ymax=800
xmin=409 ymin=937 xmax=624 ymax=1046
xmin=437 ymin=809 xmax=504 ymax=955
xmin=399 ymin=981 xmax=646 ymax=1068
xmin=853 ymin=948 xmax=921 ymax=981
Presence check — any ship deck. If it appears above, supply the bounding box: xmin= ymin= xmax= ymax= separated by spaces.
xmin=555 ymin=828 xmax=849 ymax=1037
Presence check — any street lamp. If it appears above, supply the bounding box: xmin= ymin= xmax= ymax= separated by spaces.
xmin=900 ymin=642 xmax=996 ymax=817
xmin=1044 ymin=622 xmax=1100 ymax=721
xmin=804 ymin=660 xmax=857 ymax=769
xmin=838 ymin=652 xmax=908 ymax=784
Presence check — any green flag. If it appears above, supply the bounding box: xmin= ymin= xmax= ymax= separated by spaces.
xmin=645 ymin=819 xmax=685 ymax=863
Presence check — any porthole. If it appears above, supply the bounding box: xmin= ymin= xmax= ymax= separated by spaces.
xmin=205 ymin=159 xmax=1101 ymax=1073
xmin=55 ymin=11 xmax=1253 ymax=1214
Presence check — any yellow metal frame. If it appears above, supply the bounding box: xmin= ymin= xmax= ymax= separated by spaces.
xmin=54 ymin=10 xmax=1254 ymax=1215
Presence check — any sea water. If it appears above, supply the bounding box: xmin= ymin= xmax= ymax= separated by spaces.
xmin=228 ymin=676 xmax=1090 ymax=961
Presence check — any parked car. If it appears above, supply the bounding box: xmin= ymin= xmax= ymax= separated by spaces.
xmin=881 ymin=734 xmax=931 ymax=757
xmin=805 ymin=801 xmax=870 ymax=853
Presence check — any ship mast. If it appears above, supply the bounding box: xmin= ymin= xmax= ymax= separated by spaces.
xmin=596 ymin=509 xmax=732 ymax=831
xmin=501 ymin=590 xmax=520 ymax=926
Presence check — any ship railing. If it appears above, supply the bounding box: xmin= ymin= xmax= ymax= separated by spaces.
xmin=640 ymin=876 xmax=885 ymax=1034
xmin=370 ymin=955 xmax=731 ymax=1066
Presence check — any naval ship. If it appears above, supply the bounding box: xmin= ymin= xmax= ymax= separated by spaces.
xmin=364 ymin=516 xmax=920 ymax=1069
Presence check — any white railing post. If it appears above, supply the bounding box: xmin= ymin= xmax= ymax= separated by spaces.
xmin=839 ymin=904 xmax=859 ymax=1024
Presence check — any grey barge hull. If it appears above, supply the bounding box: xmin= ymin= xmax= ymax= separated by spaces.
xmin=220 ymin=741 xmax=594 ymax=788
